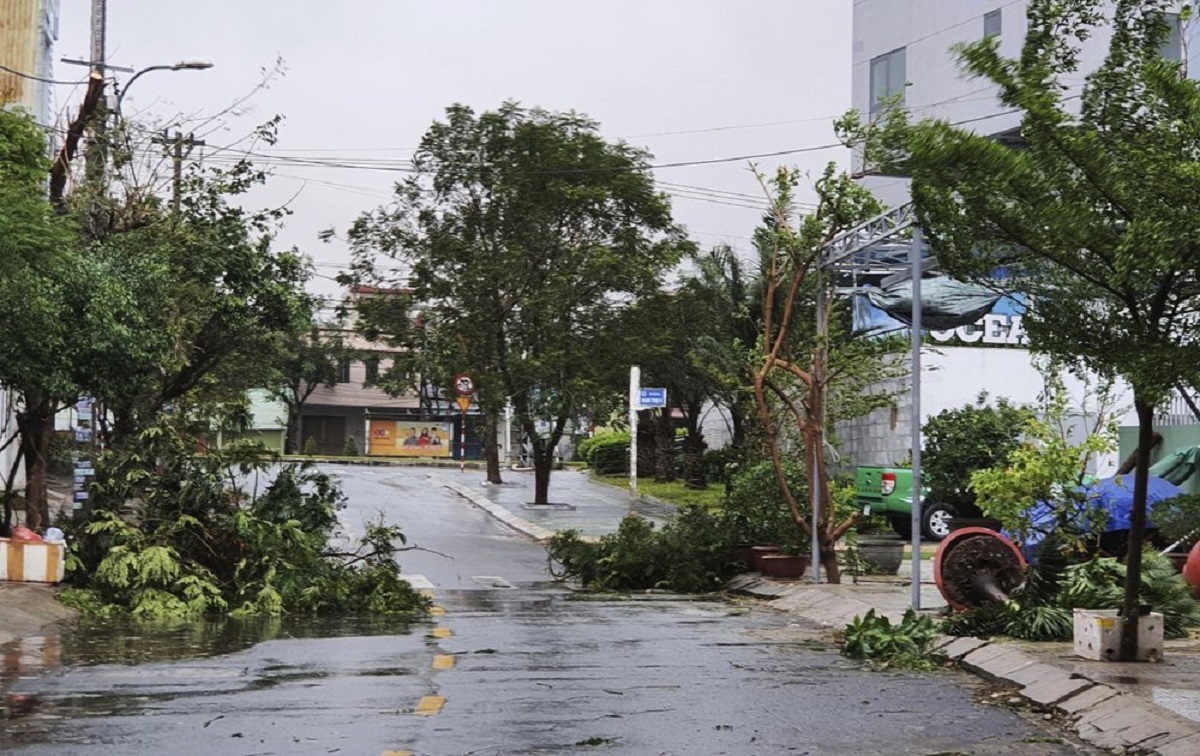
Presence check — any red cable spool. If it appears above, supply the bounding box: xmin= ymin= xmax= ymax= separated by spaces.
xmin=934 ymin=526 xmax=1027 ymax=611
xmin=1182 ymin=540 xmax=1200 ymax=600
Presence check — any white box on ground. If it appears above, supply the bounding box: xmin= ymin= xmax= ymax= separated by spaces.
xmin=0 ymin=538 xmax=67 ymax=584
xmin=1073 ymin=608 xmax=1164 ymax=662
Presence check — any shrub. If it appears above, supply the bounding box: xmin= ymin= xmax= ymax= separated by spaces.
xmin=303 ymin=436 xmax=320 ymax=456
xmin=723 ymin=460 xmax=808 ymax=547
xmin=923 ymin=395 xmax=1032 ymax=511
xmin=1151 ymin=493 xmax=1200 ymax=552
xmin=701 ymin=445 xmax=742 ymax=487
xmin=546 ymin=506 xmax=739 ymax=593
xmin=342 ymin=436 xmax=359 ymax=457
xmin=580 ymin=432 xmax=631 ymax=475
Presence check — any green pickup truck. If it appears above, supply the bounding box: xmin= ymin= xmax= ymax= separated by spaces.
xmin=855 ymin=467 xmax=977 ymax=541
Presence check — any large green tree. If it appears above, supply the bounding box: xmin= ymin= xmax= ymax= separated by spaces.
xmin=0 ymin=107 xmax=79 ymax=531
xmin=84 ymin=155 xmax=313 ymax=446
xmin=856 ymin=0 xmax=1200 ymax=658
xmin=344 ymin=103 xmax=688 ymax=504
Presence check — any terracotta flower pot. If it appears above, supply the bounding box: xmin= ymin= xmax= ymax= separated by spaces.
xmin=759 ymin=553 xmax=808 ymax=580
xmin=750 ymin=545 xmax=781 ymax=574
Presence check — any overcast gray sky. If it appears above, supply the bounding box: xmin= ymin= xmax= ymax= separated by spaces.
xmin=54 ymin=1 xmax=852 ymax=298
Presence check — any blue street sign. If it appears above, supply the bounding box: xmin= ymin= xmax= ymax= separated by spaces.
xmin=638 ymin=388 xmax=667 ymax=408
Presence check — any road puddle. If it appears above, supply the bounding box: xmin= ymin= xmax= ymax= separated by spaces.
xmin=2 ymin=614 xmax=422 ymax=728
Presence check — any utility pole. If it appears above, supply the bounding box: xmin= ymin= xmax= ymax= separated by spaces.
xmin=85 ymin=0 xmax=108 ymax=182
xmin=152 ymin=131 xmax=205 ymax=213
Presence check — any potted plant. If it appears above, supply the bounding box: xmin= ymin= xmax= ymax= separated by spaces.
xmin=758 ymin=540 xmax=809 ymax=579
xmin=722 ymin=460 xmax=807 ymax=572
xmin=853 ymin=534 xmax=905 ymax=575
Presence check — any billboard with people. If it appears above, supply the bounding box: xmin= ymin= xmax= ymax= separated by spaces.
xmin=368 ymin=420 xmax=454 ymax=457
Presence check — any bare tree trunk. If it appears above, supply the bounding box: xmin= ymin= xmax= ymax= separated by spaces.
xmin=653 ymin=409 xmax=675 ymax=483
xmin=483 ymin=410 xmax=503 ymax=484
xmin=532 ymin=442 xmax=552 ymax=506
xmin=284 ymin=405 xmax=298 ymax=455
xmin=681 ymin=412 xmax=707 ymax=489
xmin=1118 ymin=397 xmax=1155 ymax=661
xmin=20 ymin=401 xmax=52 ymax=531
xmin=730 ymin=395 xmax=747 ymax=448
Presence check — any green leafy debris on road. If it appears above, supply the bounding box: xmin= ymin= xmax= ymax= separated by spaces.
xmin=58 ymin=425 xmax=430 ymax=619
xmin=841 ymin=609 xmax=944 ymax=670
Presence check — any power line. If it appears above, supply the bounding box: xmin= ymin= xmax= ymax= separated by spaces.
xmin=0 ymin=62 xmax=88 ymax=86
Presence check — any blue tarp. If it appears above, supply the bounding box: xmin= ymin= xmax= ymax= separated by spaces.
xmin=1010 ymin=474 xmax=1182 ymax=562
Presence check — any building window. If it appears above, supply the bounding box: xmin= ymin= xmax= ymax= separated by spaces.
xmin=984 ymin=9 xmax=1002 ymax=40
xmin=365 ymin=355 xmax=380 ymax=383
xmin=869 ymin=47 xmax=906 ymax=116
xmin=1160 ymin=12 xmax=1182 ymax=62
xmin=336 ymin=360 xmax=352 ymax=384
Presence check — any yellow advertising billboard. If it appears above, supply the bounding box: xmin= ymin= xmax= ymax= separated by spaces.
xmin=368 ymin=420 xmax=454 ymax=457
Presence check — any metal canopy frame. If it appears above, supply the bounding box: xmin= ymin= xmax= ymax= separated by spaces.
xmin=812 ymin=202 xmax=929 ymax=610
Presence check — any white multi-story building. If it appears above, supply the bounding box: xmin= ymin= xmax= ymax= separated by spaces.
xmin=840 ymin=1 xmax=1196 ymax=470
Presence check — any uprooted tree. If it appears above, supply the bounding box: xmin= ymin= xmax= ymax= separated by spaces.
xmin=849 ymin=0 xmax=1200 ymax=658
xmin=752 ymin=165 xmax=904 ymax=583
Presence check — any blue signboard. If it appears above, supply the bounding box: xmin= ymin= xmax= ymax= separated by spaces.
xmin=638 ymin=388 xmax=667 ymax=408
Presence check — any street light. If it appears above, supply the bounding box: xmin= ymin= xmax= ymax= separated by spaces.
xmin=115 ymin=60 xmax=213 ymax=114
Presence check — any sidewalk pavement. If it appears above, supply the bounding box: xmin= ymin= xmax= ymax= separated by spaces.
xmin=439 ymin=466 xmax=1200 ymax=756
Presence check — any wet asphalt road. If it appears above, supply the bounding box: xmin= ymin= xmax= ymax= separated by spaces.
xmin=1 ymin=465 xmax=1102 ymax=755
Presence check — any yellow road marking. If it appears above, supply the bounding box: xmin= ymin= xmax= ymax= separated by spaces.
xmin=381 ymin=751 xmax=413 ymax=756
xmin=432 ymin=654 xmax=455 ymax=670
xmin=414 ymin=695 xmax=445 ymax=715
xmin=430 ymin=605 xmax=446 ymax=616
xmin=431 ymin=627 xmax=453 ymax=639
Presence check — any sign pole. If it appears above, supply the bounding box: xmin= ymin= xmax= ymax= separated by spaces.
xmin=459 ymin=408 xmax=466 ymax=473
xmin=629 ymin=366 xmax=639 ymax=501
xmin=910 ymin=227 xmax=924 ymax=611
xmin=453 ymin=374 xmax=475 ymax=475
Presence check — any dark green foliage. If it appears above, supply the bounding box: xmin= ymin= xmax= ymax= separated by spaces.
xmin=723 ymin=460 xmax=808 ymax=548
xmin=546 ymin=506 xmax=741 ymax=593
xmin=942 ymin=550 xmax=1200 ymax=641
xmin=701 ymin=446 xmax=742 ymax=488
xmin=922 ymin=396 xmax=1032 ymax=510
xmin=58 ymin=423 xmax=430 ymax=619
xmin=343 ymin=102 xmax=688 ymax=506
xmin=1152 ymin=493 xmax=1200 ymax=551
xmin=342 ymin=436 xmax=359 ymax=457
xmin=842 ymin=609 xmax=944 ymax=670
xmin=579 ymin=432 xmax=630 ymax=475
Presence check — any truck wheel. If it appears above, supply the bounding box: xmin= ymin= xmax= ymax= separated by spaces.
xmin=890 ymin=516 xmax=913 ymax=540
xmin=921 ymin=502 xmax=956 ymax=541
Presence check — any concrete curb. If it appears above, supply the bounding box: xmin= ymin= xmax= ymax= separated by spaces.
xmin=439 ymin=479 xmax=557 ymax=542
xmin=731 ymin=578 xmax=1200 ymax=755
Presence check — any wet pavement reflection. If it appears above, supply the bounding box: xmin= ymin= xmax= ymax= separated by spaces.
xmin=2 ymin=466 xmax=1106 ymax=754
